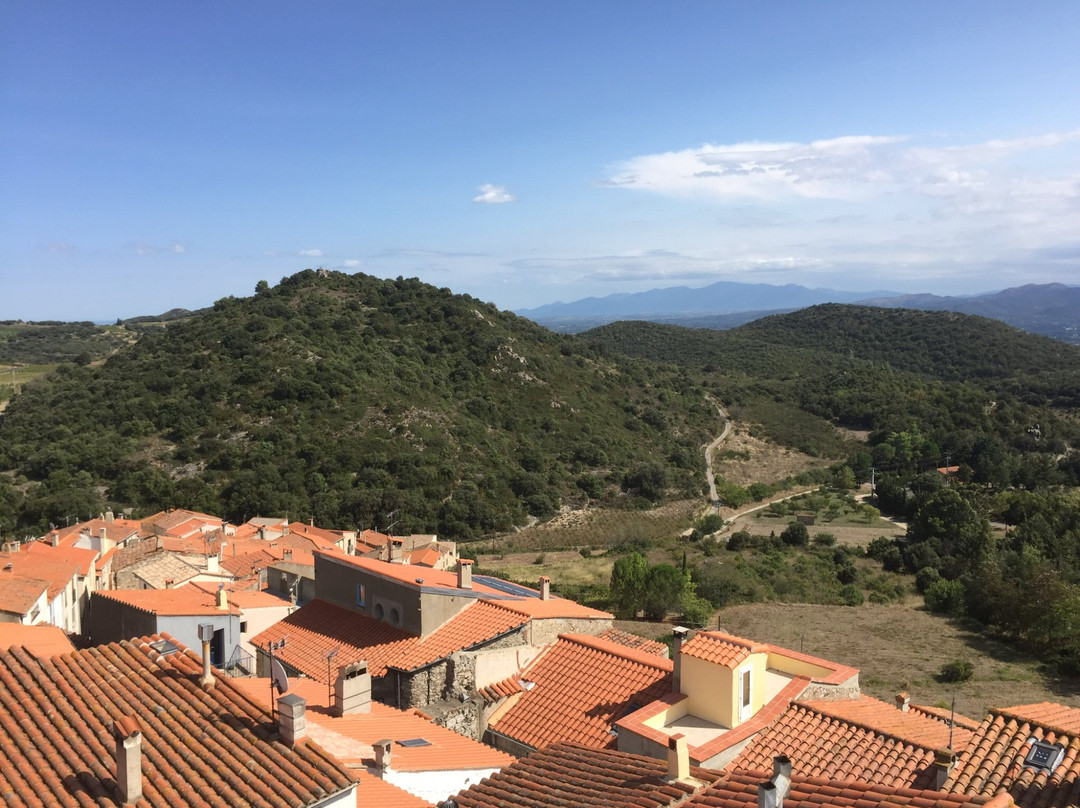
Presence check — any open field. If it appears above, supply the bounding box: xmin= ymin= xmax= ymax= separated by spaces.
xmin=619 ymin=601 xmax=1080 ymax=721
xmin=712 ymin=424 xmax=831 ymax=488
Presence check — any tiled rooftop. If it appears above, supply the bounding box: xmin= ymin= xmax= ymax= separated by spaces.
xmin=681 ymin=630 xmax=768 ymax=668
xmin=0 ymin=623 xmax=76 ymax=657
xmin=0 ymin=636 xmax=357 ymax=807
xmin=94 ymin=585 xmax=241 ymax=616
xmin=0 ymin=575 xmax=49 ymax=615
xmin=451 ymin=741 xmax=723 ymax=808
xmin=731 ymin=696 xmax=963 ymax=789
xmin=1 ymin=543 xmax=87 ymax=600
xmin=798 ymin=695 xmax=976 ymax=751
xmin=596 ymin=627 xmax=670 ymax=658
xmin=945 ymin=702 xmax=1080 ymax=808
xmin=251 ymin=597 xmax=527 ymax=681
xmin=488 ymin=632 xmax=674 ymax=751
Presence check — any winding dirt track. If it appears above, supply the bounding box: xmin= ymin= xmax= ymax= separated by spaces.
xmin=702 ymin=394 xmax=731 ymax=505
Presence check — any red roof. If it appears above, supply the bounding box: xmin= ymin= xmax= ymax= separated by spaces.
xmin=488 ymin=633 xmax=673 ymax=751
xmin=0 ymin=636 xmax=356 ymax=807
xmin=0 ymin=624 xmax=76 ymax=657
xmin=730 ymin=696 xmax=975 ymax=789
xmin=681 ymin=630 xmax=768 ymax=667
xmin=596 ymin=627 xmax=670 ymax=658
xmin=251 ymin=597 xmax=528 ymax=681
xmin=0 ymin=575 xmax=49 ymax=616
xmin=945 ymin=702 xmax=1080 ymax=808
xmin=94 ymin=586 xmax=241 ymax=616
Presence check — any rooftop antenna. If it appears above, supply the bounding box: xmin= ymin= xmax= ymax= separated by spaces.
xmin=326 ymin=648 xmax=339 ymax=709
xmin=949 ymin=694 xmax=956 ymax=749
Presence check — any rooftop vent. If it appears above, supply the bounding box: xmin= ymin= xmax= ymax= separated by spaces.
xmin=1025 ymin=739 xmax=1065 ymax=772
xmin=148 ymin=639 xmax=180 ymax=656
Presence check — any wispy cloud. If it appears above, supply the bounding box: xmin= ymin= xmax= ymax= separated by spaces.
xmin=41 ymin=241 xmax=76 ymax=253
xmin=298 ymin=248 xmax=323 ymax=257
xmin=342 ymin=258 xmax=361 ymax=268
xmin=129 ymin=242 xmax=188 ymax=256
xmin=473 ymin=184 xmax=515 ymax=204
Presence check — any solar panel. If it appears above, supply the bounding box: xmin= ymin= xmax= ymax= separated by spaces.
xmin=474 ymin=575 xmax=540 ymax=599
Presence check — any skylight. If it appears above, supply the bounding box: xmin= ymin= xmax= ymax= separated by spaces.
xmin=1025 ymin=738 xmax=1065 ymax=772
xmin=397 ymin=738 xmax=432 ymax=747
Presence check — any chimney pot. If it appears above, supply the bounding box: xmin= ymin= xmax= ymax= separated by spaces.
xmin=164 ymin=579 xmax=175 ymax=589
xmin=51 ymin=532 xmax=60 ymax=547
xmin=458 ymin=559 xmax=473 ymax=590
xmin=772 ymin=754 xmax=792 ymax=801
xmin=113 ymin=717 xmax=143 ymax=804
xmin=758 ymin=781 xmax=780 ymax=808
xmin=374 ymin=738 xmax=393 ymax=772
xmin=276 ymin=694 xmax=307 ymax=746
xmin=666 ymin=733 xmax=690 ymax=782
xmin=283 ymin=548 xmax=293 ymax=561
xmin=539 ymin=576 xmax=550 ymax=601
xmin=333 ymin=661 xmax=371 ymax=716
xmin=896 ymin=692 xmax=910 ymax=712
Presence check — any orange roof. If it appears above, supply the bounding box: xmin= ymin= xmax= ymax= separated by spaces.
xmin=0 ymin=624 xmax=76 ymax=657
xmin=452 ymin=741 xmax=722 ymax=808
xmin=730 ymin=696 xmax=972 ymax=789
xmin=681 ymin=630 xmax=767 ymax=667
xmin=188 ymin=582 xmax=290 ymax=609
xmin=353 ymin=771 xmax=431 ymax=808
xmin=488 ymin=633 xmax=673 ymax=751
xmin=0 ymin=636 xmax=356 ymax=807
xmin=945 ymin=702 xmax=1080 ymax=808
xmin=596 ymin=627 xmax=670 ymax=658
xmin=0 ymin=575 xmax=49 ymax=615
xmin=94 ymin=586 xmax=241 ymax=616
xmin=251 ymin=597 xmax=527 ymax=681
xmin=406 ymin=547 xmax=442 ymax=567
xmin=323 ymin=555 xmax=611 ymax=620
xmin=0 ymin=543 xmax=88 ymax=600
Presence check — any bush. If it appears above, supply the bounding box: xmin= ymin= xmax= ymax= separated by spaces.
xmin=780 ymin=521 xmax=809 ymax=547
xmin=865 ymin=535 xmax=894 ymax=560
xmin=812 ymin=532 xmax=837 ymax=547
xmin=915 ymin=566 xmax=941 ymax=594
xmin=681 ymin=593 xmax=713 ymax=628
xmin=924 ymin=578 xmax=965 ymax=616
xmin=938 ymin=660 xmax=974 ymax=683
xmin=727 ymin=530 xmax=751 ymax=551
xmin=839 ymin=584 xmax=864 ymax=606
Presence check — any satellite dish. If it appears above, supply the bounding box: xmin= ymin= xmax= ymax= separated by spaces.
xmin=271 ymin=659 xmax=290 ymax=695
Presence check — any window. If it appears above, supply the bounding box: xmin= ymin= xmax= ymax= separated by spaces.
xmin=357 ymin=584 xmax=366 ymax=607
xmin=240 ymin=621 xmax=248 ymax=633
xmin=1025 ymin=739 xmax=1065 ymax=772
xmin=374 ymin=603 xmax=384 ymax=620
xmin=389 ymin=607 xmax=400 ymax=627
xmin=742 ymin=669 xmax=751 ymax=708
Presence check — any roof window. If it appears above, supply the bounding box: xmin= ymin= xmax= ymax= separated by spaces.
xmin=1025 ymin=738 xmax=1065 ymax=772
xmin=397 ymin=738 xmax=431 ymax=747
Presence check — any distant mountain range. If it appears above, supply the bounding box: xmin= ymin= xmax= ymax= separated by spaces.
xmin=516 ymin=282 xmax=1080 ymax=344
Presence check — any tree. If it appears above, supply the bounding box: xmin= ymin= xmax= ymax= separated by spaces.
xmin=780 ymin=520 xmax=809 ymax=547
xmin=609 ymin=552 xmax=648 ymax=619
xmin=642 ymin=564 xmax=686 ymax=620
xmin=860 ymin=503 xmax=880 ymax=524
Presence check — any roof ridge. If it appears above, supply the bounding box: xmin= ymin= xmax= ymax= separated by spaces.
xmin=559 ymin=632 xmax=674 ymax=671
xmin=989 ymin=704 xmax=1080 ymax=737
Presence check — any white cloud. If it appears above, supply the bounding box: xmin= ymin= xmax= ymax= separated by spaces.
xmin=473 ymin=184 xmax=515 ymax=204
xmin=41 ymin=241 xmax=75 ymax=253
xmin=172 ymin=243 xmax=186 ymax=253
xmin=343 ymin=259 xmax=361 ymax=268
xmin=298 ymin=248 xmax=323 ymax=257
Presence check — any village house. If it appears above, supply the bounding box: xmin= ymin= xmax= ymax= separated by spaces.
xmin=0 ymin=537 xmax=97 ymax=633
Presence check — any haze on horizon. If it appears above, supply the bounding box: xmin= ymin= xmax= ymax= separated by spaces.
xmin=2 ymin=2 xmax=1078 ymax=322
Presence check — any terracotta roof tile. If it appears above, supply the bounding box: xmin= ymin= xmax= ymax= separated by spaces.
xmin=796 ymin=695 xmax=976 ymax=751
xmin=0 ymin=635 xmax=356 ymax=807
xmin=0 ymin=624 xmax=76 ymax=657
xmin=0 ymin=574 xmax=49 ymax=615
xmin=94 ymin=586 xmax=241 ymax=616
xmin=452 ymin=741 xmax=723 ymax=808
xmin=488 ymin=633 xmax=673 ymax=751
xmin=681 ymin=630 xmax=768 ymax=668
xmin=251 ymin=598 xmax=527 ymax=681
xmin=596 ymin=627 xmax=670 ymax=658
xmin=945 ymin=703 xmax=1080 ymax=808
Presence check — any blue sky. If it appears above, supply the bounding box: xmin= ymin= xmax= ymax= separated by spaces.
xmin=2 ymin=2 xmax=1078 ymax=321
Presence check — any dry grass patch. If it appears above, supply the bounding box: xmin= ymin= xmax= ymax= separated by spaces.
xmin=715 ymin=601 xmax=1080 ymax=720
xmin=714 ymin=425 xmax=830 ymax=487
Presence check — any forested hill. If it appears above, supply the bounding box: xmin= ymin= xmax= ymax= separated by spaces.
xmin=0 ymin=271 xmax=719 ymax=537
xmin=584 ymin=307 xmax=1080 ymax=488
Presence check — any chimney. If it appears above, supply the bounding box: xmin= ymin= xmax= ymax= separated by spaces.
xmin=666 ymin=733 xmax=689 ymax=782
xmin=113 ymin=716 xmax=143 ymax=804
xmin=283 ymin=548 xmax=293 ymax=561
xmin=758 ymin=781 xmax=780 ymax=808
xmin=458 ymin=559 xmax=473 ymax=590
xmin=206 ymin=554 xmax=219 ymax=574
xmin=333 ymin=661 xmax=371 ymax=716
xmin=933 ymin=747 xmax=957 ymax=789
xmin=374 ymin=738 xmax=392 ymax=772
xmin=105 ymin=510 xmax=115 ymax=523
xmin=51 ymin=531 xmax=60 ymax=547
xmin=772 ymin=755 xmax=792 ymax=801
xmin=276 ymin=694 xmax=307 ymax=746
xmin=216 ymin=587 xmax=228 ymax=610
xmin=539 ymin=575 xmax=551 ymax=600
xmin=164 ymin=579 xmax=175 ymax=589
xmin=896 ymin=692 xmax=910 ymax=712
xmin=672 ymin=626 xmax=689 ymax=693
xmin=197 ymin=623 xmax=215 ymax=689
xmin=389 ymin=540 xmax=403 ymax=563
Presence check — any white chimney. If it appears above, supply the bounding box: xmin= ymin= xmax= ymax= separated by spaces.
xmin=51 ymin=532 xmax=60 ymax=547
xmin=277 ymin=694 xmax=307 ymax=746
xmin=934 ymin=748 xmax=957 ymax=789
xmin=114 ymin=716 xmax=143 ymax=805
xmin=458 ymin=559 xmax=473 ymax=590
xmin=216 ymin=587 xmax=228 ymax=610
xmin=539 ymin=576 xmax=551 ymax=600
xmin=374 ymin=738 xmax=392 ymax=772
xmin=896 ymin=692 xmax=910 ymax=712
xmin=333 ymin=661 xmax=371 ymax=716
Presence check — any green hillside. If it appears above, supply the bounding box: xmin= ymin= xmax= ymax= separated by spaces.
xmin=0 ymin=271 xmax=718 ymax=536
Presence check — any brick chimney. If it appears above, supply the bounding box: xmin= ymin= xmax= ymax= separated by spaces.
xmin=113 ymin=716 xmax=143 ymax=805
xmin=666 ymin=733 xmax=689 ymax=782
xmin=374 ymin=738 xmax=392 ymax=772
xmin=333 ymin=661 xmax=371 ymax=716
xmin=539 ymin=576 xmax=550 ymax=601
xmin=672 ymin=626 xmax=689 ymax=693
xmin=933 ymin=747 xmax=957 ymax=789
xmin=896 ymin=692 xmax=910 ymax=712
xmin=458 ymin=559 xmax=473 ymax=590
xmin=277 ymin=694 xmax=307 ymax=746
